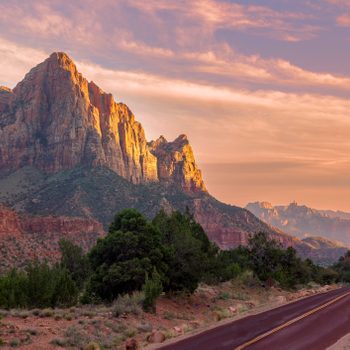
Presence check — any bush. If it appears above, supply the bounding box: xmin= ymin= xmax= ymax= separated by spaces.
xmin=64 ymin=326 xmax=85 ymax=347
xmin=142 ymin=269 xmax=163 ymax=313
xmin=113 ymin=291 xmax=144 ymax=317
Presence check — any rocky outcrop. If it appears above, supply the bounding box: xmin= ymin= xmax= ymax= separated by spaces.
xmin=149 ymin=135 xmax=206 ymax=192
xmin=0 ymin=205 xmax=104 ymax=271
xmin=0 ymin=53 xmax=204 ymax=192
xmin=0 ymin=205 xmax=22 ymax=237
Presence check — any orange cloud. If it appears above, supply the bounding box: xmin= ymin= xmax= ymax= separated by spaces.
xmin=336 ymin=14 xmax=350 ymax=26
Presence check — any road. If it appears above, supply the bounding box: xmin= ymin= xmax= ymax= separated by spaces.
xmin=159 ymin=286 xmax=350 ymax=350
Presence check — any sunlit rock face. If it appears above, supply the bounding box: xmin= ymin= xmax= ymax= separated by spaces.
xmin=149 ymin=134 xmax=206 ymax=193
xmin=0 ymin=52 xmax=205 ymax=192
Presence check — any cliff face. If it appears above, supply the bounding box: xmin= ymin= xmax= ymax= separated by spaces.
xmin=149 ymin=135 xmax=206 ymax=192
xmin=0 ymin=205 xmax=104 ymax=271
xmin=0 ymin=53 xmax=204 ymax=191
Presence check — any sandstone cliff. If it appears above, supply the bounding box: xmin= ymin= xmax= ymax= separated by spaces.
xmin=149 ymin=135 xmax=206 ymax=192
xmin=0 ymin=205 xmax=104 ymax=271
xmin=0 ymin=53 xmax=204 ymax=192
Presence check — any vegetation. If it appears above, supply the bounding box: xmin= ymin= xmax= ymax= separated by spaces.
xmin=85 ymin=209 xmax=167 ymax=302
xmin=333 ymin=251 xmax=350 ymax=282
xmin=0 ymin=262 xmax=78 ymax=309
xmin=142 ymin=268 xmax=163 ymax=313
xmin=59 ymin=239 xmax=90 ymax=289
xmin=152 ymin=210 xmax=218 ymax=293
xmin=0 ymin=208 xmax=341 ymax=311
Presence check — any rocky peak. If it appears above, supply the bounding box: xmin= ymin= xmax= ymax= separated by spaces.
xmin=0 ymin=86 xmax=12 ymax=93
xmin=0 ymin=86 xmax=13 ymax=114
xmin=149 ymin=134 xmax=206 ymax=192
xmin=0 ymin=52 xmax=206 ymax=193
xmin=148 ymin=135 xmax=167 ymax=149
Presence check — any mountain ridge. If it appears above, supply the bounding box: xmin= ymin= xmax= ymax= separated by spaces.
xmin=0 ymin=52 xmax=346 ymax=267
xmin=0 ymin=52 xmax=205 ymax=192
xmin=246 ymin=201 xmax=350 ymax=247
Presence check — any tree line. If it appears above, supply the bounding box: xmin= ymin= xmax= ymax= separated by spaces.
xmin=0 ymin=209 xmax=347 ymax=311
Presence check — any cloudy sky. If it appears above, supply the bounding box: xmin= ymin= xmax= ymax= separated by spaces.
xmin=1 ymin=0 xmax=350 ymax=211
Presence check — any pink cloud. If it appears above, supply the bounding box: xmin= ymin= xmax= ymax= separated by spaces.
xmin=126 ymin=0 xmax=319 ymax=42
xmin=336 ymin=14 xmax=350 ymax=26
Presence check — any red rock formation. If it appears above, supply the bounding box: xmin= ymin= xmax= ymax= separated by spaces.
xmin=0 ymin=53 xmax=205 ymax=192
xmin=149 ymin=135 xmax=206 ymax=192
xmin=0 ymin=206 xmax=22 ymax=237
xmin=0 ymin=205 xmax=104 ymax=271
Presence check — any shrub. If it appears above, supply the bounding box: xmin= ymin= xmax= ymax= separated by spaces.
xmin=136 ymin=322 xmax=153 ymax=333
xmin=50 ymin=338 xmax=66 ymax=347
xmin=64 ymin=326 xmax=85 ymax=347
xmin=142 ymin=269 xmax=163 ymax=313
xmin=39 ymin=308 xmax=54 ymax=318
xmin=113 ymin=291 xmax=144 ymax=317
xmin=85 ymin=342 xmax=101 ymax=350
xmin=9 ymin=339 xmax=20 ymax=347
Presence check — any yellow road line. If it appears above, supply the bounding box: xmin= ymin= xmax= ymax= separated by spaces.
xmin=235 ymin=289 xmax=350 ymax=350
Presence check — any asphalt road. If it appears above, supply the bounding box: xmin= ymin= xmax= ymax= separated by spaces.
xmin=159 ymin=286 xmax=350 ymax=350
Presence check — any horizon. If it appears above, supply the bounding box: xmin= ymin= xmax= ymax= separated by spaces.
xmin=1 ymin=0 xmax=350 ymax=211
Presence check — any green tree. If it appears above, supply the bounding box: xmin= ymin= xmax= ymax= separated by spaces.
xmin=247 ymin=232 xmax=316 ymax=288
xmin=26 ymin=262 xmax=57 ymax=308
xmin=153 ymin=210 xmax=218 ymax=293
xmin=52 ymin=268 xmax=79 ymax=307
xmin=142 ymin=268 xmax=163 ymax=313
xmin=86 ymin=209 xmax=166 ymax=301
xmin=0 ymin=269 xmax=27 ymax=308
xmin=59 ymin=239 xmax=90 ymax=289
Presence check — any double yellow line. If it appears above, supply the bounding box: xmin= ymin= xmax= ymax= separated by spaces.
xmin=235 ymin=289 xmax=350 ymax=350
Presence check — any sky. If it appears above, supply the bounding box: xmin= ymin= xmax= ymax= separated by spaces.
xmin=0 ymin=0 xmax=350 ymax=211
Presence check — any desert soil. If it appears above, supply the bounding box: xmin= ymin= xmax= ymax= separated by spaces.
xmin=0 ymin=282 xmax=337 ymax=349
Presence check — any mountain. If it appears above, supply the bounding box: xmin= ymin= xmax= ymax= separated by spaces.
xmin=0 ymin=52 xmax=205 ymax=193
xmin=0 ymin=52 xmax=286 ymax=251
xmin=0 ymin=52 xmax=342 ymax=267
xmin=246 ymin=201 xmax=350 ymax=247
